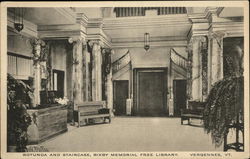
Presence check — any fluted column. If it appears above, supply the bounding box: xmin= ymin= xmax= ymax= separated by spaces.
xmin=89 ymin=40 xmax=103 ymax=101
xmin=68 ymin=36 xmax=85 ymax=109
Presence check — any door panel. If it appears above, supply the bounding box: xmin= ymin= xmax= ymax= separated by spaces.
xmin=113 ymin=81 xmax=128 ymax=116
xmin=138 ymin=72 xmax=165 ymax=116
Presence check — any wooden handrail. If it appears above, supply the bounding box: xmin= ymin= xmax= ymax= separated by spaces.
xmin=170 ymin=48 xmax=188 ymax=61
xmin=112 ymin=50 xmax=130 ymax=65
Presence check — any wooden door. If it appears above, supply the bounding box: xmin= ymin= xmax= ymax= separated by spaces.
xmin=113 ymin=80 xmax=129 ymax=116
xmin=173 ymin=80 xmax=187 ymax=117
xmin=138 ymin=71 xmax=165 ymax=116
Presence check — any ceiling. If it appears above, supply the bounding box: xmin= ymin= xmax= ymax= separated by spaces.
xmin=103 ymin=14 xmax=192 ymax=41
xmin=22 ymin=8 xmax=76 ymax=25
xmin=219 ymin=7 xmax=244 ymax=17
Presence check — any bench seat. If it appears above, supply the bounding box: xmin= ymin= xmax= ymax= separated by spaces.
xmin=76 ymin=101 xmax=111 ymax=127
xmin=181 ymin=101 xmax=205 ymax=125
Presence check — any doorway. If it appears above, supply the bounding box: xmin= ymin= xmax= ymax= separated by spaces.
xmin=113 ymin=80 xmax=129 ymax=116
xmin=53 ymin=69 xmax=65 ymax=98
xmin=133 ymin=68 xmax=168 ymax=116
xmin=173 ymin=79 xmax=187 ymax=117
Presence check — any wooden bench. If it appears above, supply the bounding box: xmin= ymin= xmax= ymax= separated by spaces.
xmin=181 ymin=101 xmax=205 ymax=125
xmin=76 ymin=101 xmax=111 ymax=127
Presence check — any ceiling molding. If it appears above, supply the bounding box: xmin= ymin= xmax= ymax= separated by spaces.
xmin=103 ymin=14 xmax=191 ymax=30
xmin=38 ymin=30 xmax=84 ymax=39
xmin=76 ymin=13 xmax=88 ymax=27
xmin=87 ymin=18 xmax=103 ymax=28
xmin=209 ymin=21 xmax=244 ymax=37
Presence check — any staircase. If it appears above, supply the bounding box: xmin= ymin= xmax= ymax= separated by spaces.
xmin=170 ymin=48 xmax=188 ymax=78
xmin=112 ymin=50 xmax=131 ymax=80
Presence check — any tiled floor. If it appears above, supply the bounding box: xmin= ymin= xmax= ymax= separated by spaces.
xmin=40 ymin=117 xmax=223 ymax=152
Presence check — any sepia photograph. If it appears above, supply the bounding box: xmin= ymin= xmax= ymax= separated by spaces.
xmin=0 ymin=1 xmax=249 ymax=159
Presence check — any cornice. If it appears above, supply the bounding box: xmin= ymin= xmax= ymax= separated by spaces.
xmin=87 ymin=18 xmax=103 ymax=28
xmin=37 ymin=23 xmax=87 ymax=39
xmin=76 ymin=13 xmax=88 ymax=27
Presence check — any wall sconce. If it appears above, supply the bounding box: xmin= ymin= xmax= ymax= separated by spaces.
xmin=144 ymin=32 xmax=150 ymax=51
xmin=14 ymin=8 xmax=25 ymax=32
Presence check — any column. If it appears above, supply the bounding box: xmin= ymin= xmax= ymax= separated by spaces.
xmin=82 ymin=41 xmax=89 ymax=101
xmin=31 ymin=39 xmax=45 ymax=106
xmin=107 ymin=50 xmax=114 ymax=114
xmin=190 ymin=36 xmax=202 ymax=101
xmin=68 ymin=36 xmax=85 ymax=109
xmin=209 ymin=31 xmax=226 ymax=86
xmin=89 ymin=40 xmax=103 ymax=101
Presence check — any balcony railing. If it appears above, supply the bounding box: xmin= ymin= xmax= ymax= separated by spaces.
xmin=170 ymin=48 xmax=188 ymax=70
xmin=114 ymin=7 xmax=187 ymax=17
xmin=112 ymin=51 xmax=131 ymax=74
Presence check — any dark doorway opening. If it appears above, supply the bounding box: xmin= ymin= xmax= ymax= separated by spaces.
xmin=133 ymin=68 xmax=168 ymax=116
xmin=53 ymin=69 xmax=65 ymax=98
xmin=173 ymin=79 xmax=187 ymax=117
xmin=113 ymin=80 xmax=129 ymax=116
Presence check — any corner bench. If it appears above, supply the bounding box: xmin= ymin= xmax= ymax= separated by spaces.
xmin=76 ymin=101 xmax=111 ymax=127
xmin=181 ymin=101 xmax=205 ymax=125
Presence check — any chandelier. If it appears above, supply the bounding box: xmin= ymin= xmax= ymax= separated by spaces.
xmin=144 ymin=32 xmax=150 ymax=51
xmin=14 ymin=8 xmax=25 ymax=32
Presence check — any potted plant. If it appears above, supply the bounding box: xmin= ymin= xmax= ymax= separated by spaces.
xmin=7 ymin=73 xmax=33 ymax=152
xmin=203 ymin=43 xmax=244 ymax=149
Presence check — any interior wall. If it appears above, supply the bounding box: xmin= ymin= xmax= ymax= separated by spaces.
xmin=112 ymin=46 xmax=187 ymax=115
xmin=50 ymin=40 xmax=68 ymax=98
xmin=7 ymin=31 xmax=33 ymax=57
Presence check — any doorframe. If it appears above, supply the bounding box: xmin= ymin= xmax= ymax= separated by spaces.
xmin=113 ymin=80 xmax=129 ymax=115
xmin=132 ymin=67 xmax=168 ymax=116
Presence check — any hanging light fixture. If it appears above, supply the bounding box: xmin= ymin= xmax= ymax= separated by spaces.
xmin=14 ymin=8 xmax=24 ymax=32
xmin=144 ymin=32 xmax=150 ymax=51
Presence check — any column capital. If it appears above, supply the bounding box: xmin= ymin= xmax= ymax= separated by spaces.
xmin=208 ymin=31 xmax=227 ymax=40
xmin=88 ymin=40 xmax=104 ymax=48
xmin=191 ymin=36 xmax=207 ymax=43
xmin=68 ymin=36 xmax=86 ymax=45
xmin=30 ymin=38 xmax=47 ymax=64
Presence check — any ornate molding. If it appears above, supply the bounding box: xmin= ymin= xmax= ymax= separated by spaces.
xmin=209 ymin=30 xmax=227 ymax=40
xmin=88 ymin=40 xmax=104 ymax=48
xmin=68 ymin=36 xmax=86 ymax=46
